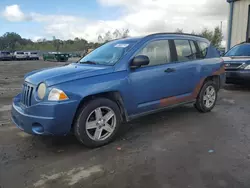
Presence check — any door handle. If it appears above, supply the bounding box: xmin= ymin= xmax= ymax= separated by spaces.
xmin=164 ymin=68 xmax=176 ymax=73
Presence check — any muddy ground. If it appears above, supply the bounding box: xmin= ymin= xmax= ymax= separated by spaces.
xmin=1 ymin=60 xmax=250 ymax=188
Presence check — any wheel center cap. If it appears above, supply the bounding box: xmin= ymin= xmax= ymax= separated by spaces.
xmin=97 ymin=119 xmax=105 ymax=126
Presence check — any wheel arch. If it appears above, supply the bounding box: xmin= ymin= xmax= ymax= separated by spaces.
xmin=204 ymin=75 xmax=220 ymax=90
xmin=72 ymin=91 xmax=128 ymax=129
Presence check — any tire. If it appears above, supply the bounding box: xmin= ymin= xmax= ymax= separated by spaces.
xmin=194 ymin=80 xmax=218 ymax=113
xmin=74 ymin=98 xmax=122 ymax=148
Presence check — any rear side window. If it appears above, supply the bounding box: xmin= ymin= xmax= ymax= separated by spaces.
xmin=136 ymin=40 xmax=171 ymax=66
xmin=174 ymin=40 xmax=193 ymax=62
xmin=198 ymin=42 xmax=209 ymax=58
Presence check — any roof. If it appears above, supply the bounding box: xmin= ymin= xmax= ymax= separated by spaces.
xmin=113 ymin=32 xmax=209 ymax=44
xmin=118 ymin=33 xmax=207 ymax=41
xmin=145 ymin=32 xmax=206 ymax=39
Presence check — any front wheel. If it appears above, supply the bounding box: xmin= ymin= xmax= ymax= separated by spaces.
xmin=74 ymin=98 xmax=122 ymax=148
xmin=194 ymin=81 xmax=218 ymax=113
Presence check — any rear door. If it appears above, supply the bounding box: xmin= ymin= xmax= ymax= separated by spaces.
xmin=171 ymin=39 xmax=201 ymax=95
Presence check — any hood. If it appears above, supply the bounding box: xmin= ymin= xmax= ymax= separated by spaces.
xmin=222 ymin=56 xmax=250 ymax=63
xmin=25 ymin=63 xmax=114 ymax=86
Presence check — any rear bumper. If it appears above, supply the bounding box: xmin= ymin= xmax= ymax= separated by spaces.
xmin=226 ymin=70 xmax=250 ymax=83
xmin=11 ymin=94 xmax=79 ymax=135
xmin=219 ymin=73 xmax=226 ymax=89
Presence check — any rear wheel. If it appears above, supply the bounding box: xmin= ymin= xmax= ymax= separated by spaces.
xmin=74 ymin=98 xmax=122 ymax=148
xmin=194 ymin=80 xmax=217 ymax=113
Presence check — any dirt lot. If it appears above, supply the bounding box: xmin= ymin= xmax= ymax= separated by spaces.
xmin=1 ymin=60 xmax=250 ymax=188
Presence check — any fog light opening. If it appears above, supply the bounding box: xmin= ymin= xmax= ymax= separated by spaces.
xmin=32 ymin=123 xmax=44 ymax=134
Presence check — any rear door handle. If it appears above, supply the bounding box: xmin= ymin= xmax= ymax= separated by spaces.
xmin=164 ymin=68 xmax=176 ymax=73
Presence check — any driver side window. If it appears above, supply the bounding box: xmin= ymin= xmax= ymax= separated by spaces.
xmin=136 ymin=40 xmax=171 ymax=66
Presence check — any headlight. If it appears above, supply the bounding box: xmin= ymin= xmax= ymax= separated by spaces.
xmin=245 ymin=65 xmax=250 ymax=69
xmin=48 ymin=88 xmax=69 ymax=101
xmin=37 ymin=83 xmax=46 ymax=100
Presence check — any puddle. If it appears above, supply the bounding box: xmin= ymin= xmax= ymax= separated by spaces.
xmin=34 ymin=165 xmax=102 ymax=187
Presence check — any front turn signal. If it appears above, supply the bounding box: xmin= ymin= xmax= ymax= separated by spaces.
xmin=48 ymin=88 xmax=69 ymax=101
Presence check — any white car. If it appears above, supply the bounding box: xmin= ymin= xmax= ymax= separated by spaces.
xmin=14 ymin=51 xmax=26 ymax=60
xmin=25 ymin=52 xmax=39 ymax=60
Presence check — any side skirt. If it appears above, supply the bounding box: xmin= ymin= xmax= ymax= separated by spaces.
xmin=127 ymin=100 xmax=196 ymax=121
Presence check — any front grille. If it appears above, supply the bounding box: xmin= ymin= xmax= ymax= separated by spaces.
xmin=225 ymin=63 xmax=243 ymax=71
xmin=21 ymin=83 xmax=34 ymax=106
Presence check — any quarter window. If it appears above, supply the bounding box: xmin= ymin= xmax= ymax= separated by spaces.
xmin=174 ymin=40 xmax=193 ymax=62
xmin=136 ymin=40 xmax=171 ymax=66
xmin=198 ymin=42 xmax=209 ymax=59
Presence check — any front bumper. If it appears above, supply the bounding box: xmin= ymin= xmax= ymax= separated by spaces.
xmin=30 ymin=56 xmax=39 ymax=59
xmin=0 ymin=56 xmax=12 ymax=60
xmin=15 ymin=56 xmax=26 ymax=59
xmin=226 ymin=70 xmax=250 ymax=83
xmin=11 ymin=94 xmax=79 ymax=135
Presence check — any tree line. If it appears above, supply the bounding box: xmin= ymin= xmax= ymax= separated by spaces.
xmin=0 ymin=33 xmax=100 ymax=53
xmin=175 ymin=26 xmax=223 ymax=48
xmin=0 ymin=27 xmax=223 ymax=52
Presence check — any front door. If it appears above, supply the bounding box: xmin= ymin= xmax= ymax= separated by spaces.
xmin=128 ymin=39 xmax=180 ymax=114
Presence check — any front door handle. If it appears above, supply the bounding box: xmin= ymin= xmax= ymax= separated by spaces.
xmin=164 ymin=68 xmax=176 ymax=73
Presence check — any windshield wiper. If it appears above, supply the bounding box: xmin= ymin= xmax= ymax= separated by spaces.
xmin=79 ymin=60 xmax=97 ymax=65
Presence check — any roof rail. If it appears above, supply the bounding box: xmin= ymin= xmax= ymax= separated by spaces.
xmin=144 ymin=32 xmax=206 ymax=39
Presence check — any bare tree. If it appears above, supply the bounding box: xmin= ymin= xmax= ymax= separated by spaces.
xmin=175 ymin=28 xmax=183 ymax=33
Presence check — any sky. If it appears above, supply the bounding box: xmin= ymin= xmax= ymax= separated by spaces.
xmin=0 ymin=0 xmax=229 ymax=43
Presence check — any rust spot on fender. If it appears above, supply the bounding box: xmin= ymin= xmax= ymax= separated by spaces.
xmin=213 ymin=66 xmax=225 ymax=75
xmin=192 ymin=78 xmax=205 ymax=98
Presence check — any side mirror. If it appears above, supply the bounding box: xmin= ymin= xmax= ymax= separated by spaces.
xmin=130 ymin=55 xmax=150 ymax=68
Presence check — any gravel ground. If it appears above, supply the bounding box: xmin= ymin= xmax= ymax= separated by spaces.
xmin=1 ymin=60 xmax=250 ymax=188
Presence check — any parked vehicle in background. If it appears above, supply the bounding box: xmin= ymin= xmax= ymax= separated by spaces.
xmin=223 ymin=43 xmax=250 ymax=84
xmin=71 ymin=53 xmax=81 ymax=58
xmin=24 ymin=52 xmax=29 ymax=60
xmin=0 ymin=51 xmax=12 ymax=61
xmin=14 ymin=51 xmax=26 ymax=60
xmin=11 ymin=33 xmax=224 ymax=148
xmin=43 ymin=52 xmax=69 ymax=62
xmin=25 ymin=52 xmax=39 ymax=60
xmin=218 ymin=47 xmax=226 ymax=56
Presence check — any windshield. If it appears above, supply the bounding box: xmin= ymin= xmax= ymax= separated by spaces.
xmin=17 ymin=52 xmax=24 ymax=55
xmin=79 ymin=40 xmax=136 ymax=65
xmin=225 ymin=44 xmax=250 ymax=57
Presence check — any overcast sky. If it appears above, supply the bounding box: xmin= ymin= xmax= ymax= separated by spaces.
xmin=0 ymin=0 xmax=229 ymax=42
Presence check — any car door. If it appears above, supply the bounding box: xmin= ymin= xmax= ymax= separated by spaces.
xmin=172 ymin=39 xmax=201 ymax=95
xmin=128 ymin=39 xmax=183 ymax=114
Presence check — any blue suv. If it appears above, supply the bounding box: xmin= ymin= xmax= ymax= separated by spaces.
xmin=11 ymin=33 xmax=225 ymax=148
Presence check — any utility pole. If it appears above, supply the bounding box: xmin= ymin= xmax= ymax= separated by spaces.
xmin=220 ymin=21 xmax=223 ymax=32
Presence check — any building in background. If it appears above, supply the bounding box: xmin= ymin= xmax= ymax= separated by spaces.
xmin=227 ymin=0 xmax=250 ymax=50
